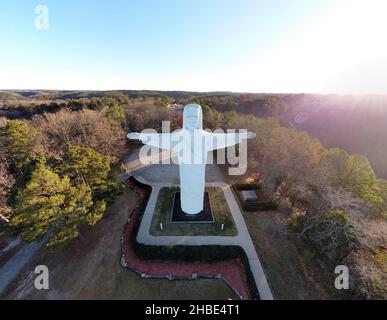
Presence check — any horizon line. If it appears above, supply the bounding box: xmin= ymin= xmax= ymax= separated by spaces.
xmin=1 ymin=88 xmax=387 ymax=97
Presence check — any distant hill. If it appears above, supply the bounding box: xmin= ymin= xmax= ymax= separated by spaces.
xmin=0 ymin=89 xmax=234 ymax=101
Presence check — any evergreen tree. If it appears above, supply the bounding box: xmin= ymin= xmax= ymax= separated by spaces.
xmin=155 ymin=96 xmax=170 ymax=108
xmin=0 ymin=120 xmax=38 ymax=169
xmin=319 ymin=148 xmax=349 ymax=186
xmin=374 ymin=179 xmax=387 ymax=217
xmin=60 ymin=146 xmax=110 ymax=188
xmin=9 ymin=158 xmax=105 ymax=247
xmin=60 ymin=146 xmax=122 ymax=203
xmin=344 ymin=154 xmax=382 ymax=204
xmin=6 ymin=157 xmax=43 ymax=208
xmin=105 ymin=102 xmax=125 ymax=124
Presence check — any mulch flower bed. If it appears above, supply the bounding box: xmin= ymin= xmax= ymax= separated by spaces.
xmin=121 ymin=177 xmax=252 ymax=300
xmin=170 ymin=192 xmax=214 ymax=223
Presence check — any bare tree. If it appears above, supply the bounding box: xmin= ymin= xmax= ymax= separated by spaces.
xmin=31 ymin=109 xmax=126 ymax=162
xmin=0 ymin=117 xmax=8 ymax=128
xmin=0 ymin=157 xmax=14 ymax=222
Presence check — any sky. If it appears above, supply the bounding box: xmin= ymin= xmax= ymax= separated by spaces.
xmin=0 ymin=0 xmax=386 ymax=93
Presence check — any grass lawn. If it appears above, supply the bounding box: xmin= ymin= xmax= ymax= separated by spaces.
xmin=242 ymin=210 xmax=337 ymax=299
xmin=150 ymin=187 xmax=237 ymax=236
xmin=2 ymin=189 xmax=237 ymax=300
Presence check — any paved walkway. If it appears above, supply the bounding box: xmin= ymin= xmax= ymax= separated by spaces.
xmin=133 ymin=174 xmax=273 ymax=300
xmin=118 ymin=147 xmax=228 ymax=184
xmin=120 ymin=148 xmax=273 ymax=299
xmin=121 ymin=147 xmax=176 ymax=173
xmin=0 ymin=237 xmax=46 ymax=296
xmin=122 ymin=178 xmax=251 ymax=299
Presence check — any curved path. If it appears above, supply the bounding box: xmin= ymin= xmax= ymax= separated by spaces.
xmin=131 ymin=174 xmax=273 ymax=300
xmin=122 ymin=178 xmax=250 ymax=299
xmin=119 ymin=148 xmax=273 ymax=299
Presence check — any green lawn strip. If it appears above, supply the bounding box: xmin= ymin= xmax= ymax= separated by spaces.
xmin=150 ymin=187 xmax=237 ymax=236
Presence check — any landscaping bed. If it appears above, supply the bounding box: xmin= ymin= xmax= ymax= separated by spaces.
xmin=122 ymin=177 xmax=259 ymax=300
xmin=149 ymin=187 xmax=237 ymax=236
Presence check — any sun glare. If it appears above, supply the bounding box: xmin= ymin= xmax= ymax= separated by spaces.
xmin=233 ymin=0 xmax=387 ymax=94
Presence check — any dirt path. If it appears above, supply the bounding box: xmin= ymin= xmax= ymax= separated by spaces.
xmin=0 ymin=237 xmax=46 ymax=295
xmin=2 ymin=190 xmax=237 ymax=300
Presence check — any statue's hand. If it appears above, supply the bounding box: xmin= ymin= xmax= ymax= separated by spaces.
xmin=127 ymin=132 xmax=141 ymax=140
xmin=247 ymin=131 xmax=256 ymax=139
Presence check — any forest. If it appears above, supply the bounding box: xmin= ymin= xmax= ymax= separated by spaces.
xmin=0 ymin=90 xmax=386 ymax=299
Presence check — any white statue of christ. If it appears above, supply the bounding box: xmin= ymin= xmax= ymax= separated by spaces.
xmin=127 ymin=104 xmax=255 ymax=215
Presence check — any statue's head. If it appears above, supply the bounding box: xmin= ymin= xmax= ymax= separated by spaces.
xmin=183 ymin=104 xmax=203 ymax=131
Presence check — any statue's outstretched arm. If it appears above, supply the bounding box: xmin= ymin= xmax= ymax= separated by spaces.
xmin=208 ymin=131 xmax=256 ymax=151
xmin=127 ymin=132 xmax=175 ymax=151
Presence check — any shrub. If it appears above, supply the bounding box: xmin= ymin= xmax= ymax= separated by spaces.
xmin=288 ymin=209 xmax=359 ymax=262
xmin=243 ymin=201 xmax=278 ymax=211
xmin=234 ymin=183 xmax=260 ymax=191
